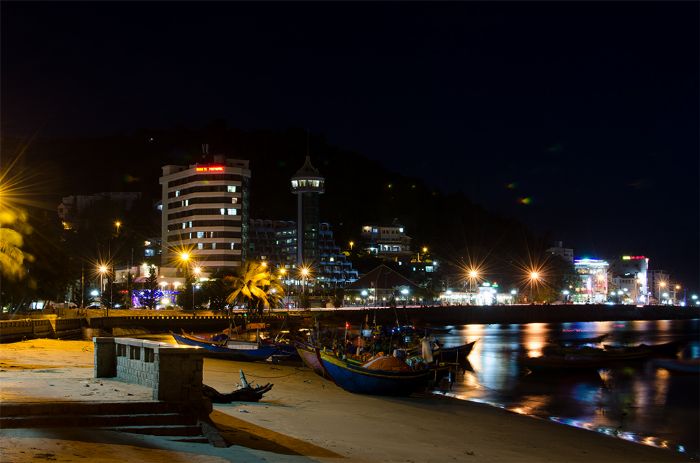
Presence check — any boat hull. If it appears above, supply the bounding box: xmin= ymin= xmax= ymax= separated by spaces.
xmin=652 ymin=358 xmax=700 ymax=374
xmin=319 ymin=351 xmax=431 ymax=396
xmin=296 ymin=343 xmax=330 ymax=379
xmin=434 ymin=340 xmax=476 ymax=365
xmin=171 ymin=332 xmax=278 ymax=361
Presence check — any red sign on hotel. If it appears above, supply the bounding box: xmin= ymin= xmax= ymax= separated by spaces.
xmin=195 ymin=165 xmax=225 ymax=173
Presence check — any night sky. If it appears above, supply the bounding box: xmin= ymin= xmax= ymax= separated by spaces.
xmin=2 ymin=2 xmax=698 ymax=286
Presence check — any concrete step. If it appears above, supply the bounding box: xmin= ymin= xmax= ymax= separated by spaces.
xmin=167 ymin=436 xmax=211 ymax=444
xmin=0 ymin=412 xmax=197 ymax=429
xmin=109 ymin=424 xmax=204 ymax=436
xmin=0 ymin=401 xmax=185 ymax=417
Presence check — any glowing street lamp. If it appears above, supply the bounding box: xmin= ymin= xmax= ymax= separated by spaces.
xmin=349 ymin=241 xmax=354 ymax=251
xmin=114 ymin=220 xmax=122 ymax=235
xmin=658 ymin=281 xmax=667 ymax=304
xmin=192 ymin=266 xmax=201 ymax=312
xmin=466 ymin=268 xmax=480 ymax=292
xmin=97 ymin=264 xmax=110 ymax=315
xmin=299 ymin=266 xmax=311 ymax=309
xmin=529 ymin=271 xmax=540 ymax=302
xmin=278 ymin=268 xmax=289 ymax=308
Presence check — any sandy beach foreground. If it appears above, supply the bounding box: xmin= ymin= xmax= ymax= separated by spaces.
xmin=0 ymin=339 xmax=691 ymax=463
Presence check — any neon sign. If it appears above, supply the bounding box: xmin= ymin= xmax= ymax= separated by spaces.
xmin=622 ymin=255 xmax=646 ymax=260
xmin=195 ymin=165 xmax=225 ymax=173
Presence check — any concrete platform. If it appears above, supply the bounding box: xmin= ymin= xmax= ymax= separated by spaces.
xmin=0 ymin=368 xmax=154 ymax=403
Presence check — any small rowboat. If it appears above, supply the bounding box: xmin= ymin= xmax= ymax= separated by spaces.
xmin=318 ymin=350 xmax=432 ymax=396
xmin=433 ymin=340 xmax=477 ymax=365
xmin=171 ymin=331 xmax=279 ymax=362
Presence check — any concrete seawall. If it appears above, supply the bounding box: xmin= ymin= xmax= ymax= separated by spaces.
xmin=1 ymin=305 xmax=697 ymax=342
xmin=315 ymin=305 xmax=700 ymax=326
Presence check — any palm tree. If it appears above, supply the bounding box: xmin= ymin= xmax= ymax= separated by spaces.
xmin=225 ymin=261 xmax=284 ymax=315
xmin=0 ymin=208 xmax=32 ymax=280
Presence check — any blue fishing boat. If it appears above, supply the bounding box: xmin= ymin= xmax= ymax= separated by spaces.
xmin=318 ymin=350 xmax=432 ymax=396
xmin=171 ymin=331 xmax=279 ymax=362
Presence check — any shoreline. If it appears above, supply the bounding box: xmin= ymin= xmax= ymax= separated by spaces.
xmin=0 ymin=339 xmax=693 ymax=462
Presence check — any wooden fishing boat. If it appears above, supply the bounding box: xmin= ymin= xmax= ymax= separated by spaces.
xmin=295 ymin=342 xmax=330 ymax=379
xmin=433 ymin=340 xmax=477 ymax=365
xmin=554 ymin=333 xmax=609 ymax=346
xmin=652 ymin=358 xmax=700 ymax=374
xmin=603 ymin=341 xmax=682 ymax=357
xmin=318 ymin=350 xmax=432 ymax=396
xmin=171 ymin=331 xmax=279 ymax=362
xmin=522 ymin=341 xmax=673 ymax=372
xmin=520 ymin=353 xmax=608 ymax=372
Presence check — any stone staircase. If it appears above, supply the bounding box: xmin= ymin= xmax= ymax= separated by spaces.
xmin=0 ymin=401 xmax=216 ymax=444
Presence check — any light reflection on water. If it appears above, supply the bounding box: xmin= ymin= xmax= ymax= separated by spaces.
xmin=434 ymin=319 xmax=700 ymax=457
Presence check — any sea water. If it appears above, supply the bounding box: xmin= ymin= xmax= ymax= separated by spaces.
xmin=432 ymin=319 xmax=700 ymax=457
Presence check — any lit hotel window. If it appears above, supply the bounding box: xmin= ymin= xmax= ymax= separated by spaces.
xmin=175 ymin=190 xmax=180 ymax=197
xmin=291 ymin=180 xmax=298 ymax=188
xmin=227 ymin=185 xmax=236 ymax=193
xmin=227 ymin=208 xmax=237 ymax=215
xmin=197 ymin=243 xmax=204 ymax=250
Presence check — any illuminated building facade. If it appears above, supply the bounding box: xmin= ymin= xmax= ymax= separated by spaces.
xmin=573 ymin=258 xmax=609 ymax=303
xmin=248 ymin=220 xmax=358 ymax=288
xmin=360 ymin=222 xmax=413 ymax=259
xmin=291 ymin=156 xmax=325 ymax=265
xmin=610 ymin=255 xmax=649 ymax=304
xmin=159 ymin=155 xmax=250 ymax=272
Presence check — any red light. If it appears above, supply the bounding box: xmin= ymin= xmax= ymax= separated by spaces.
xmin=345 ymin=322 xmax=350 ymax=329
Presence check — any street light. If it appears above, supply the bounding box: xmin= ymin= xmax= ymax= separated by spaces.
xmin=278 ymin=268 xmax=288 ymax=309
xmin=114 ymin=220 xmax=122 ymax=235
xmin=97 ymin=264 xmax=109 ymax=315
xmin=299 ymin=266 xmax=311 ymax=309
xmin=191 ymin=266 xmax=201 ymax=312
xmin=467 ymin=268 xmax=479 ymax=292
xmin=658 ymin=281 xmax=667 ymax=304
xmin=529 ymin=271 xmax=540 ymax=303
xmin=349 ymin=241 xmax=354 ymax=251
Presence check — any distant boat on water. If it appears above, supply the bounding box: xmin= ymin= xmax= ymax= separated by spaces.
xmin=652 ymin=358 xmax=700 ymax=374
xmin=522 ymin=341 xmax=683 ymax=373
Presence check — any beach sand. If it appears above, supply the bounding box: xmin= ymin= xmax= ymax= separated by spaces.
xmin=0 ymin=339 xmax=691 ymax=462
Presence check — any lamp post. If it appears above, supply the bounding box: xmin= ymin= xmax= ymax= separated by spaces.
xmin=468 ymin=269 xmax=479 ymax=293
xmin=98 ymin=264 xmax=108 ymax=313
xmin=658 ymin=281 xmax=666 ymax=305
xmin=300 ymin=266 xmax=310 ymax=309
xmin=178 ymin=252 xmax=192 ymax=310
xmin=192 ymin=266 xmax=201 ymax=313
xmin=278 ymin=268 xmax=288 ymax=309
xmin=529 ymin=271 xmax=540 ymax=303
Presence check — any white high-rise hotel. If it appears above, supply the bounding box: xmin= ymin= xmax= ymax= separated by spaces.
xmin=159 ymin=155 xmax=250 ymax=272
